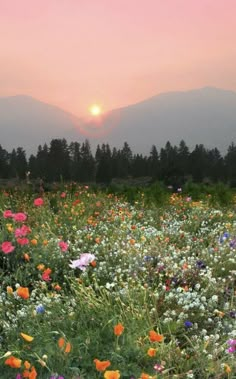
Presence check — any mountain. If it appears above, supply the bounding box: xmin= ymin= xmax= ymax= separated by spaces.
xmin=1 ymin=87 xmax=236 ymax=155
xmin=0 ymin=95 xmax=85 ymax=154
xmin=93 ymin=87 xmax=236 ymax=154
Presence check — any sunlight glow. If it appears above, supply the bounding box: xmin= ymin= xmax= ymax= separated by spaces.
xmin=89 ymin=104 xmax=102 ymax=116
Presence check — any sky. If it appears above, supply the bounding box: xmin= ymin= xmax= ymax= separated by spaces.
xmin=0 ymin=0 xmax=236 ymax=117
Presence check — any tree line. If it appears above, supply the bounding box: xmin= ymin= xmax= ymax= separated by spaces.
xmin=0 ymin=139 xmax=236 ymax=186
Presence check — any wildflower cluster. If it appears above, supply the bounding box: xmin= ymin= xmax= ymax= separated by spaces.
xmin=0 ymin=186 xmax=235 ymax=378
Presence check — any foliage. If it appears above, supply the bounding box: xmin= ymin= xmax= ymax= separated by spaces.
xmin=0 ymin=139 xmax=236 ymax=186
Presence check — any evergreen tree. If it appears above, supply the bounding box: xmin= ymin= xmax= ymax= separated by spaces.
xmin=189 ymin=144 xmax=208 ymax=182
xmin=69 ymin=142 xmax=81 ymax=181
xmin=176 ymin=140 xmax=190 ymax=180
xmin=95 ymin=143 xmax=112 ymax=183
xmin=159 ymin=141 xmax=178 ymax=184
xmin=48 ymin=139 xmax=70 ymax=181
xmin=225 ymin=143 xmax=236 ymax=186
xmin=78 ymin=139 xmax=95 ymax=182
xmin=9 ymin=147 xmax=28 ymax=179
xmin=132 ymin=154 xmax=148 ymax=177
xmin=119 ymin=142 xmax=132 ymax=178
xmin=206 ymin=148 xmax=224 ymax=182
xmin=148 ymin=145 xmax=159 ymax=179
xmin=0 ymin=145 xmax=10 ymax=178
xmin=35 ymin=144 xmax=49 ymax=179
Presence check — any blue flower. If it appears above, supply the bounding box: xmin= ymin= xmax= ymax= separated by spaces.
xmin=36 ymin=304 xmax=45 ymax=314
xmin=184 ymin=321 xmax=193 ymax=328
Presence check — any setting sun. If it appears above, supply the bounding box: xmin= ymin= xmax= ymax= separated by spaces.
xmin=89 ymin=104 xmax=102 ymax=116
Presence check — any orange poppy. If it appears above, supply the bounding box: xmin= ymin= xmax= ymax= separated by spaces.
xmin=114 ymin=323 xmax=124 ymax=336
xmin=58 ymin=337 xmax=71 ymax=353
xmin=149 ymin=330 xmax=164 ymax=343
xmin=147 ymin=347 xmax=157 ymax=357
xmin=17 ymin=287 xmax=30 ymax=299
xmin=64 ymin=342 xmax=71 ymax=353
xmin=58 ymin=337 xmax=65 ymax=348
xmin=94 ymin=358 xmax=111 ymax=371
xmin=5 ymin=355 xmax=22 ymax=368
xmin=104 ymin=370 xmax=120 ymax=379
xmin=24 ymin=360 xmax=31 ymax=369
xmin=24 ymin=253 xmax=30 ymax=261
xmin=23 ymin=365 xmax=37 ymax=379
xmin=140 ymin=374 xmax=149 ymax=379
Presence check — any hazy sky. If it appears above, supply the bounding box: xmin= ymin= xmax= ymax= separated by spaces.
xmin=0 ymin=0 xmax=235 ymax=117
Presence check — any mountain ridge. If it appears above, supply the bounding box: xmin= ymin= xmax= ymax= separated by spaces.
xmin=1 ymin=87 xmax=236 ymax=155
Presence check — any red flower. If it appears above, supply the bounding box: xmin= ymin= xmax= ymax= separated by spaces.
xmin=34 ymin=198 xmax=44 ymax=206
xmin=1 ymin=241 xmax=15 ymax=254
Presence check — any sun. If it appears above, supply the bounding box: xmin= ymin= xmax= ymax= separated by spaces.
xmin=89 ymin=104 xmax=102 ymax=116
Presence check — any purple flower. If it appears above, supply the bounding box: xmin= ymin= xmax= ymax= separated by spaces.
xmin=229 ymin=238 xmax=236 ymax=248
xmin=226 ymin=339 xmax=236 ymax=353
xmin=196 ymin=260 xmax=206 ymax=269
xmin=69 ymin=253 xmax=95 ymax=270
xmin=229 ymin=310 xmax=236 ymax=318
xmin=184 ymin=321 xmax=193 ymax=328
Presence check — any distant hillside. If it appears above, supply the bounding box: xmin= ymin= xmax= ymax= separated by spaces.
xmin=1 ymin=87 xmax=236 ymax=155
xmin=0 ymin=95 xmax=83 ymax=153
xmin=93 ymin=87 xmax=236 ymax=154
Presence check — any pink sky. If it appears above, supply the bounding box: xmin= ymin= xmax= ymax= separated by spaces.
xmin=0 ymin=0 xmax=236 ymax=116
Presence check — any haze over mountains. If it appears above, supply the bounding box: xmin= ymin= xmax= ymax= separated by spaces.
xmin=1 ymin=87 xmax=236 ymax=155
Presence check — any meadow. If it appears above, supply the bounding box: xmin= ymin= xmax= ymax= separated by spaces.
xmin=0 ymin=184 xmax=235 ymax=379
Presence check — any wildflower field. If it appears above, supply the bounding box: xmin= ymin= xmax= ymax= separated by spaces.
xmin=0 ymin=185 xmax=236 ymax=379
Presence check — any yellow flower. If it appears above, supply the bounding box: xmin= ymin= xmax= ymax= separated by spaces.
xmin=20 ymin=332 xmax=34 ymax=342
xmin=104 ymin=370 xmax=120 ymax=379
xmin=6 ymin=224 xmax=13 ymax=232
xmin=37 ymin=264 xmax=45 ymax=271
xmin=6 ymin=286 xmax=13 ymax=294
xmin=224 ymin=364 xmax=231 ymax=373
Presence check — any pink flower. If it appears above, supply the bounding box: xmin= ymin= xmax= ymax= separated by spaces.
xmin=17 ymin=238 xmax=29 ymax=246
xmin=42 ymin=268 xmax=52 ymax=281
xmin=69 ymin=253 xmax=95 ymax=270
xmin=34 ymin=197 xmax=44 ymax=206
xmin=15 ymin=225 xmax=31 ymax=238
xmin=59 ymin=241 xmax=69 ymax=252
xmin=3 ymin=210 xmax=14 ymax=218
xmin=1 ymin=241 xmax=15 ymax=254
xmin=60 ymin=192 xmax=66 ymax=198
xmin=13 ymin=213 xmax=27 ymax=222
